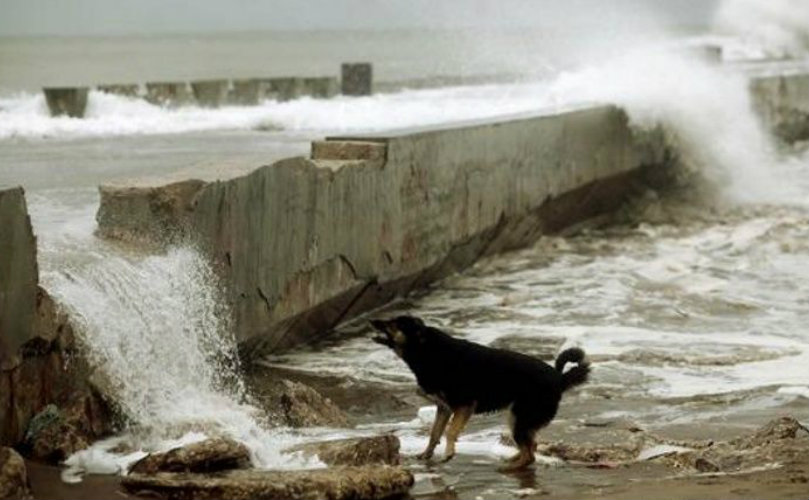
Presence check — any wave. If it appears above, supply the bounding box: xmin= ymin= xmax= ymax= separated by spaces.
xmin=0 ymin=83 xmax=558 ymax=141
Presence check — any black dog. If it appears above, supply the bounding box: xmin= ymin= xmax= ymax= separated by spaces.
xmin=371 ymin=315 xmax=590 ymax=471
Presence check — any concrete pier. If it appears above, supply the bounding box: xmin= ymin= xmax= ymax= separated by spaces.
xmin=41 ymin=73 xmax=344 ymax=115
xmin=145 ymin=81 xmax=193 ymax=107
xmin=191 ymin=79 xmax=230 ymax=108
xmin=341 ymin=63 xmax=373 ymax=96
xmin=42 ymin=87 xmax=89 ymax=118
xmin=97 ymin=84 xmax=140 ymax=97
xmin=97 ymin=105 xmax=671 ymax=355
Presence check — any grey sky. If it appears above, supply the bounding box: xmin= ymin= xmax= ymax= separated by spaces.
xmin=1 ymin=0 xmax=719 ymax=37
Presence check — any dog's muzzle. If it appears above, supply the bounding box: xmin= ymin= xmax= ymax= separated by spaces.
xmin=370 ymin=320 xmax=394 ymax=347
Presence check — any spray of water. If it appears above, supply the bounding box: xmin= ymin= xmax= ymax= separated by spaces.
xmin=29 ymin=196 xmax=320 ymax=480
xmin=544 ymin=45 xmax=790 ymax=204
xmin=714 ymin=0 xmax=809 ymax=58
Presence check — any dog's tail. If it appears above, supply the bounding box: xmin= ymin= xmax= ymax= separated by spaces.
xmin=555 ymin=347 xmax=590 ymax=391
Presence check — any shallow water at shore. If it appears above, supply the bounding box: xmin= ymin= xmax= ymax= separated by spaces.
xmin=259 ymin=148 xmax=809 ymax=496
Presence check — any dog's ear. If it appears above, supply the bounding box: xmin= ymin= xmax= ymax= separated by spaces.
xmin=405 ymin=316 xmax=428 ymax=343
xmin=399 ymin=315 xmax=425 ymax=328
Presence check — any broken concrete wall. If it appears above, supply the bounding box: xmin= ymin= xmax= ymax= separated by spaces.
xmin=0 ymin=188 xmax=40 ymax=373
xmin=0 ymin=187 xmax=110 ymax=448
xmin=97 ymin=105 xmax=669 ymax=355
xmin=751 ymin=72 xmax=809 ymax=142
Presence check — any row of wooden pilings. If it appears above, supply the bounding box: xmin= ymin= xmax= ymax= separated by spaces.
xmin=43 ymin=62 xmax=372 ymax=118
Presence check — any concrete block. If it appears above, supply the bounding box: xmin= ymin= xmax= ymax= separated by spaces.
xmin=267 ymin=78 xmax=305 ymax=102
xmin=341 ymin=63 xmax=373 ymax=96
xmin=750 ymin=72 xmax=809 ymax=142
xmin=145 ymin=81 xmax=193 ymax=107
xmin=96 ymin=84 xmax=140 ymax=97
xmin=301 ymin=77 xmax=339 ymax=98
xmin=311 ymin=140 xmax=387 ymax=161
xmin=230 ymin=79 xmax=270 ymax=105
xmin=42 ymin=87 xmax=89 ymax=118
xmin=0 ymin=187 xmax=38 ymax=369
xmin=191 ymin=79 xmax=230 ymax=108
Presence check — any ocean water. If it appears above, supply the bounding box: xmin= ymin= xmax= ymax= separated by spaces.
xmin=2 ymin=19 xmax=809 ymax=480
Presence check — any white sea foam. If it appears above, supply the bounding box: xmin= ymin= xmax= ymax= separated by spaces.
xmin=0 ymin=84 xmax=559 ymax=141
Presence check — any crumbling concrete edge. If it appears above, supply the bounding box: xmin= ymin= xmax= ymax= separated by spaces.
xmin=0 ymin=187 xmax=113 ymax=451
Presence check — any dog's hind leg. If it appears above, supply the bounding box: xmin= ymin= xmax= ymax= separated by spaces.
xmin=442 ymin=403 xmax=476 ymax=462
xmin=417 ymin=405 xmax=451 ymax=460
xmin=500 ymin=400 xmax=552 ymax=472
xmin=499 ymin=421 xmax=537 ymax=472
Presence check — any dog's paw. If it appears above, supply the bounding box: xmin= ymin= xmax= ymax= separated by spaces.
xmin=439 ymin=453 xmax=455 ymax=463
xmin=497 ymin=458 xmax=535 ymax=473
xmin=415 ymin=450 xmax=434 ymax=461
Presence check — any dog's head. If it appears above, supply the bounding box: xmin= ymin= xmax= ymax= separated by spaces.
xmin=369 ymin=315 xmax=427 ymax=357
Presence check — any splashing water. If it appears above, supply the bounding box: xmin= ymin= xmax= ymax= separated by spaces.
xmin=545 ymin=45 xmax=794 ymax=204
xmin=28 ymin=194 xmax=321 ymax=479
xmin=0 ymin=84 xmax=555 ymax=141
xmin=714 ymin=0 xmax=809 ymax=59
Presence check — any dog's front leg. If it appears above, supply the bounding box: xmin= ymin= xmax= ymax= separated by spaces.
xmin=417 ymin=405 xmax=451 ymax=460
xmin=442 ymin=403 xmax=476 ymax=463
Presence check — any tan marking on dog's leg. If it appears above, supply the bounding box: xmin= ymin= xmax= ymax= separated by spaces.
xmin=498 ymin=442 xmax=536 ymax=472
xmin=417 ymin=405 xmax=451 ymax=460
xmin=442 ymin=403 xmax=475 ymax=462
xmin=504 ymin=442 xmax=538 ymax=462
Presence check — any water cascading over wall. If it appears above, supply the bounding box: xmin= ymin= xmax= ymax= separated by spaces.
xmin=0 ymin=187 xmax=109 ymax=449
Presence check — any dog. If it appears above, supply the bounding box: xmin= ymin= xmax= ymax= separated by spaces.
xmin=370 ymin=315 xmax=590 ymax=471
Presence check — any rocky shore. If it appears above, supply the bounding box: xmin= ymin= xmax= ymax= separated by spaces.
xmin=3 ymin=366 xmax=807 ymax=500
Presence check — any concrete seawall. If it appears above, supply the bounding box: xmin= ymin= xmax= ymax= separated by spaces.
xmin=97 ymin=105 xmax=670 ymax=355
xmin=0 ymin=188 xmax=106 ymax=447
xmin=750 ymin=72 xmax=809 ymax=142
xmin=0 ymin=187 xmax=38 ymax=369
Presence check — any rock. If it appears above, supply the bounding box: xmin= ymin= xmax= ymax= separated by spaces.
xmin=537 ymin=441 xmax=640 ymax=464
xmin=285 ymin=435 xmax=400 ymax=466
xmin=122 ymin=466 xmax=414 ymax=500
xmin=740 ymin=416 xmax=809 ymax=447
xmin=130 ymin=438 xmax=250 ymax=475
xmin=25 ymin=393 xmax=112 ymax=463
xmin=694 ymin=457 xmax=720 ymax=473
xmin=0 ymin=447 xmax=31 ymax=500
xmin=274 ymin=380 xmax=348 ymax=427
xmin=657 ymin=417 xmax=809 ymax=474
xmin=28 ymin=415 xmax=89 ymax=464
